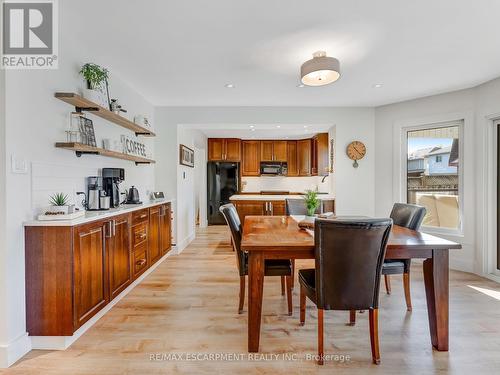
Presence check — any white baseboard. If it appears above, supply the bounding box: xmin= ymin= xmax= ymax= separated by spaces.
xmin=30 ymin=250 xmax=175 ymax=352
xmin=0 ymin=332 xmax=31 ymax=368
xmin=176 ymin=232 xmax=195 ymax=254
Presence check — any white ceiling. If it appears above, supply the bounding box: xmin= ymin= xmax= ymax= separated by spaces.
xmin=181 ymin=124 xmax=332 ymax=139
xmin=64 ymin=0 xmax=500 ymax=107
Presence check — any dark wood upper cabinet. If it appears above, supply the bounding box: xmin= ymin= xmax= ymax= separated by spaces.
xmin=297 ymin=139 xmax=312 ymax=176
xmin=287 ymin=141 xmax=298 ymax=176
xmin=208 ymin=139 xmax=224 ymax=160
xmin=260 ymin=140 xmax=287 ymax=162
xmin=107 ymin=214 xmax=132 ymax=301
xmin=242 ymin=140 xmax=261 ymax=176
xmin=224 ymin=139 xmax=241 ymax=161
xmin=315 ymin=133 xmax=329 ymax=176
xmin=273 ymin=141 xmax=287 ymax=161
xmin=73 ymin=221 xmax=109 ymax=329
xmin=149 ymin=206 xmax=162 ymax=265
xmin=311 ymin=136 xmax=318 ymax=176
xmin=311 ymin=133 xmax=329 ymax=176
xmin=260 ymin=141 xmax=274 ymax=161
xmin=208 ymin=138 xmax=241 ymax=161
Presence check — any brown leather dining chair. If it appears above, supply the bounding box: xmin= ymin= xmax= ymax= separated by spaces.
xmin=299 ymin=218 xmax=392 ymax=365
xmin=349 ymin=203 xmax=427 ymax=326
xmin=219 ymin=203 xmax=293 ymax=315
xmin=382 ymin=203 xmax=426 ymax=311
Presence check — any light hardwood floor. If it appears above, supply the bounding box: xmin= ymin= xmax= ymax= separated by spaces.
xmin=3 ymin=225 xmax=500 ymax=374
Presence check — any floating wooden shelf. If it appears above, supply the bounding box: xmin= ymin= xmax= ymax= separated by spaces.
xmin=55 ymin=92 xmax=155 ymax=137
xmin=55 ymin=142 xmax=155 ymax=165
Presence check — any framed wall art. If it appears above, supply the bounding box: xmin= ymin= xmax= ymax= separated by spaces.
xmin=179 ymin=144 xmax=194 ymax=168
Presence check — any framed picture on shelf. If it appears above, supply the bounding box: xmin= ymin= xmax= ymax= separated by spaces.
xmin=179 ymin=144 xmax=194 ymax=168
xmin=78 ymin=117 xmax=96 ymax=147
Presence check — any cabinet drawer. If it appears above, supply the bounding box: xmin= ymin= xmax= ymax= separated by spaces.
xmin=133 ymin=248 xmax=148 ymax=278
xmin=132 ymin=209 xmax=149 ymax=225
xmin=132 ymin=222 xmax=148 ymax=248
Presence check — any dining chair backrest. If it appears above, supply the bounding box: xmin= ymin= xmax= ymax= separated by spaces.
xmin=219 ymin=203 xmax=246 ymax=276
xmin=390 ymin=203 xmax=426 ymax=231
xmin=314 ymin=218 xmax=393 ymax=310
xmin=286 ymin=198 xmax=322 ymax=216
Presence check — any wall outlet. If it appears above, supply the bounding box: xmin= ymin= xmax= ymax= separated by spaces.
xmin=11 ymin=155 xmax=28 ymax=174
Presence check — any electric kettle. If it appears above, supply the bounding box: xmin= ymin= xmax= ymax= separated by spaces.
xmin=126 ymin=186 xmax=141 ymax=204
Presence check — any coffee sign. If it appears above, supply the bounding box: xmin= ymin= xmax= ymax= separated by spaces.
xmin=121 ymin=135 xmax=147 ymax=157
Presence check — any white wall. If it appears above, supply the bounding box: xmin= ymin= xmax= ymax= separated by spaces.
xmin=374 ymin=77 xmax=500 ymax=278
xmin=0 ymin=61 xmax=10 ymax=368
xmin=1 ymin=16 xmax=156 ymax=366
xmin=155 ymin=107 xmax=376 ymax=250
xmin=175 ymin=128 xmax=207 ymax=250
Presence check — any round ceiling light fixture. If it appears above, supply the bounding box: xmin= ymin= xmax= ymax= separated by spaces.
xmin=300 ymin=51 xmax=340 ymax=87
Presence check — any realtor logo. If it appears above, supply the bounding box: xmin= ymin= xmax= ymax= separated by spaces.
xmin=1 ymin=0 xmax=58 ymax=69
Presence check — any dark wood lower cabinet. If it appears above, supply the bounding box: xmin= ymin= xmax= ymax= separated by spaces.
xmin=160 ymin=203 xmax=172 ymax=255
xmin=73 ymin=221 xmax=109 ymax=329
xmin=107 ymin=215 xmax=132 ymax=301
xmin=149 ymin=206 xmax=162 ymax=265
xmin=25 ymin=202 xmax=172 ymax=336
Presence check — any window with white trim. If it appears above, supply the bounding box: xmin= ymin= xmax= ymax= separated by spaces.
xmin=405 ymin=121 xmax=462 ymax=230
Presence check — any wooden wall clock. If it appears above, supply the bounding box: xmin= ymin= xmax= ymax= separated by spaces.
xmin=346 ymin=141 xmax=366 ymax=168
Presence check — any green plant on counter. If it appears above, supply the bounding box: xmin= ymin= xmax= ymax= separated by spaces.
xmin=79 ymin=63 xmax=109 ymax=90
xmin=304 ymin=189 xmax=320 ymax=217
xmin=49 ymin=193 xmax=69 ymax=206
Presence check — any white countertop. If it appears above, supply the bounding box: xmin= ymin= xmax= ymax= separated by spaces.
xmin=229 ymin=194 xmax=335 ymax=201
xmin=24 ymin=199 xmax=175 ymax=227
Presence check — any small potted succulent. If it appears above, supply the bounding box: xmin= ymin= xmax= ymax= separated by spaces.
xmin=304 ymin=189 xmax=320 ymax=218
xmin=46 ymin=193 xmax=74 ymax=215
xmin=79 ymin=63 xmax=109 ymax=107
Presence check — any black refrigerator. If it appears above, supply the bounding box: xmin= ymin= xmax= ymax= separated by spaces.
xmin=207 ymin=162 xmax=240 ymax=224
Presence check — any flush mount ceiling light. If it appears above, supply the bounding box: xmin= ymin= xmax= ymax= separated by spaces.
xmin=300 ymin=51 xmax=340 ymax=87
xmin=225 ymin=83 xmax=235 ymax=88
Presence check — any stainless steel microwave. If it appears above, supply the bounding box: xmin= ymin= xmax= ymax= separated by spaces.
xmin=260 ymin=162 xmax=287 ymax=176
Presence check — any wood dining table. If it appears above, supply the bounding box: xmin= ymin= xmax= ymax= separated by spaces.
xmin=241 ymin=215 xmax=462 ymax=353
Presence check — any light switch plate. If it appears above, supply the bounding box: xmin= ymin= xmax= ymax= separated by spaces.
xmin=11 ymin=155 xmax=28 ymax=174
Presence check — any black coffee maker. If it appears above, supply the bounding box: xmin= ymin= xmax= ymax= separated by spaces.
xmin=102 ymin=168 xmax=125 ymax=208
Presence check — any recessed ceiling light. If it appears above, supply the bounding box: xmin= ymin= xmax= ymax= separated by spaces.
xmin=276 ymin=125 xmax=281 ymax=128
xmin=372 ymin=84 xmax=383 ymax=88
xmin=249 ymin=125 xmax=255 ymax=128
xmin=225 ymin=83 xmax=235 ymax=88
xmin=297 ymin=84 xmax=305 ymax=88
xmin=251 ymin=128 xmax=256 ymax=132
xmin=301 ymin=51 xmax=341 ymax=87
xmin=303 ymin=125 xmax=308 ymax=129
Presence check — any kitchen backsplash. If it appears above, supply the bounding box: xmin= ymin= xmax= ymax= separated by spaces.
xmin=241 ymin=176 xmax=330 ymax=193
xmin=31 ymin=161 xmax=154 ymax=215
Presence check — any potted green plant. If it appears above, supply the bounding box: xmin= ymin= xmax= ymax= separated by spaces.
xmin=47 ymin=193 xmax=73 ymax=215
xmin=79 ymin=63 xmax=109 ymax=107
xmin=304 ymin=189 xmax=320 ymax=217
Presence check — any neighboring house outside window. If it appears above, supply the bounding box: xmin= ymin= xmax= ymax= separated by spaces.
xmin=406 ymin=124 xmax=461 ymax=230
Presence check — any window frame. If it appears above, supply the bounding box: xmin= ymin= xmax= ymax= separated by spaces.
xmin=400 ymin=120 xmax=464 ymax=236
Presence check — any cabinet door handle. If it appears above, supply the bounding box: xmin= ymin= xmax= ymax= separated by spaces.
xmin=105 ymin=221 xmax=113 ymax=238
xmin=140 ymin=214 xmax=147 ymax=219
xmin=136 ymin=258 xmax=146 ymax=267
xmin=112 ymin=220 xmax=116 ymax=237
xmin=270 ymin=202 xmax=273 ymax=215
xmin=139 ymin=233 xmax=147 ymax=240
